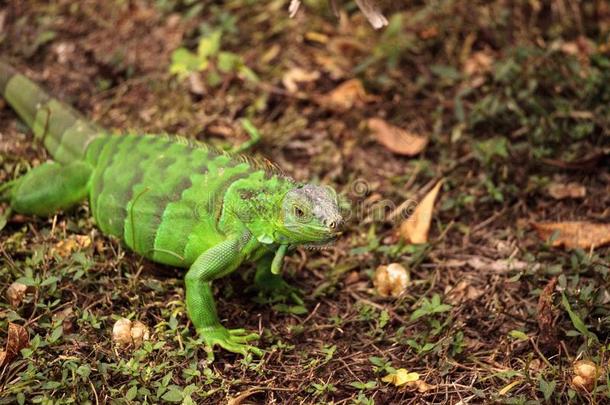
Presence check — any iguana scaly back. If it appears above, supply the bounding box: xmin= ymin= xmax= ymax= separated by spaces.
xmin=0 ymin=61 xmax=343 ymax=358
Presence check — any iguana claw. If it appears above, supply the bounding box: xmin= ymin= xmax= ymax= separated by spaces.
xmin=199 ymin=326 xmax=263 ymax=360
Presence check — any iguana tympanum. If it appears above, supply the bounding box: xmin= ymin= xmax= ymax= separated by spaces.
xmin=0 ymin=62 xmax=344 ymax=358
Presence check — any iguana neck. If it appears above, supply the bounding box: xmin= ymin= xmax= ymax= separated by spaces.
xmin=218 ymin=170 xmax=296 ymax=245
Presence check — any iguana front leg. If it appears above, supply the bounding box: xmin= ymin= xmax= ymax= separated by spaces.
xmin=185 ymin=233 xmax=262 ymax=359
xmin=253 ymin=248 xmax=304 ymax=305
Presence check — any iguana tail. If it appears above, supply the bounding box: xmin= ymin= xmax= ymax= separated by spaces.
xmin=0 ymin=61 xmax=104 ymax=164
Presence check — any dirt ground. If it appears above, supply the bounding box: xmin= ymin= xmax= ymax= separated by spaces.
xmin=1 ymin=0 xmax=609 ymax=403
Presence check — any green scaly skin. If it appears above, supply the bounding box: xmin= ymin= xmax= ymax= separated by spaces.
xmin=0 ymin=62 xmax=343 ymax=359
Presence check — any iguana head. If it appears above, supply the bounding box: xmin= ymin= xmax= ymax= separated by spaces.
xmin=276 ymin=184 xmax=344 ymax=247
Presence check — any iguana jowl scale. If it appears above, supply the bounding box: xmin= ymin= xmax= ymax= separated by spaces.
xmin=0 ymin=62 xmax=343 ymax=357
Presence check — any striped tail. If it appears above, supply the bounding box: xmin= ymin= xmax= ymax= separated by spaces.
xmin=0 ymin=61 xmax=104 ymax=163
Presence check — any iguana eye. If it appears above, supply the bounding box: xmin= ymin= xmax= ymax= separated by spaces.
xmin=293 ymin=206 xmax=305 ymax=218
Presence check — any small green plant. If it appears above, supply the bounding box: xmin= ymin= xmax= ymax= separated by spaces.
xmin=308 ymin=381 xmax=337 ymax=397
xmin=539 ymin=377 xmax=557 ymax=402
xmin=405 ymin=337 xmax=436 ymax=355
xmin=410 ymin=294 xmax=452 ymax=321
xmin=474 ymin=136 xmax=509 ymax=165
xmin=169 ymin=30 xmax=258 ymax=84
xmin=369 ymin=356 xmax=395 ymax=375
xmin=349 ymin=380 xmax=377 ymax=390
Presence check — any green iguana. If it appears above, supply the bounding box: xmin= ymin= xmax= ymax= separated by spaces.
xmin=0 ymin=62 xmax=344 ymax=358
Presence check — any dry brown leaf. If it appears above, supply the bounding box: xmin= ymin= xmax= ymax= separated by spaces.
xmin=410 ymin=379 xmax=434 ymax=393
xmin=559 ymin=36 xmax=594 ymax=58
xmin=464 ymin=51 xmax=494 ymax=76
xmin=317 ymin=79 xmax=377 ymax=112
xmin=282 ymin=67 xmax=320 ymax=93
xmin=314 ymin=54 xmax=348 ymax=80
xmin=445 ymin=280 xmax=483 ymax=305
xmin=6 ymin=282 xmax=33 ymax=307
xmin=344 ymin=271 xmax=361 ymax=285
xmin=418 ymin=26 xmax=439 ymax=39
xmin=304 ymin=31 xmax=329 ymax=44
xmin=0 ymin=323 xmax=29 ymax=367
xmin=187 ymin=72 xmax=205 ymax=95
xmin=52 ymin=307 xmax=76 ymax=334
xmin=50 ymin=235 xmax=92 ymax=258
xmin=532 ymin=221 xmax=610 ymax=249
xmin=400 ymin=180 xmax=444 ymax=244
xmin=368 ymin=118 xmax=428 ymax=156
xmin=536 ymin=277 xmax=558 ymax=347
xmin=547 ymin=182 xmax=586 ymax=200
xmin=261 ymin=44 xmax=280 ymax=63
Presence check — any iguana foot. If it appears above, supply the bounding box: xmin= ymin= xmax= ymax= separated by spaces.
xmin=199 ymin=326 xmax=262 ymax=360
xmin=0 ymin=179 xmax=17 ymax=202
xmin=253 ymin=275 xmax=304 ymax=306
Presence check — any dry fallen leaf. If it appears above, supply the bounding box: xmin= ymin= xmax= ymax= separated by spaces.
xmin=305 ymin=31 xmax=329 ymax=44
xmin=382 ymin=369 xmax=433 ymax=392
xmin=6 ymin=282 xmax=32 ymax=307
xmin=411 ymin=379 xmax=433 ymax=393
xmin=0 ymin=323 xmax=29 ymax=367
xmin=464 ymin=51 xmax=494 ymax=76
xmin=532 ymin=221 xmax=610 ymax=250
xmin=373 ymin=263 xmax=409 ymax=297
xmin=187 ymin=72 xmax=205 ymax=95
xmin=547 ymin=182 xmax=586 ymax=200
xmin=50 ymin=234 xmax=92 ymax=258
xmin=382 ymin=369 xmax=420 ymax=386
xmin=316 ymin=79 xmax=377 ymax=112
xmin=282 ymin=67 xmax=320 ymax=93
xmin=498 ymin=380 xmax=522 ymax=396
xmin=536 ymin=277 xmax=558 ymax=347
xmin=445 ymin=280 xmax=483 ymax=305
xmin=400 ymin=180 xmax=444 ymax=244
xmin=559 ymin=36 xmax=594 ymax=61
xmin=52 ymin=307 xmax=76 ymax=334
xmin=367 ymin=118 xmax=428 ymax=156
xmin=344 ymin=271 xmax=361 ymax=285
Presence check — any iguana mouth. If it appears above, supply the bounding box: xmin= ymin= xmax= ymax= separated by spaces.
xmin=302 ymin=235 xmax=339 ymax=250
